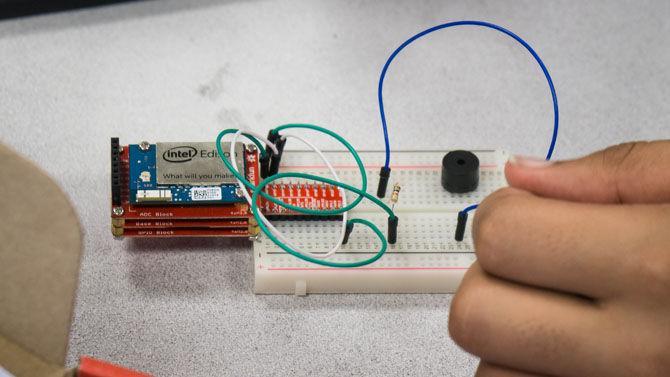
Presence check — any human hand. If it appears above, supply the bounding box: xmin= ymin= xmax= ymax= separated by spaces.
xmin=449 ymin=141 xmax=670 ymax=376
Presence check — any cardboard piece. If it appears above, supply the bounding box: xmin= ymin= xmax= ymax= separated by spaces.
xmin=0 ymin=143 xmax=82 ymax=376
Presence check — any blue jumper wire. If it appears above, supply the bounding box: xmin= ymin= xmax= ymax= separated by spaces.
xmin=377 ymin=20 xmax=560 ymax=217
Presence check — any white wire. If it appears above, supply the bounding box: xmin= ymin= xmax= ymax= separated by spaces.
xmin=229 ymin=130 xmax=347 ymax=259
xmin=227 ymin=129 xmax=277 ymax=207
xmin=228 ymin=129 xmax=347 ymax=259
xmin=280 ymin=133 xmax=348 ymax=256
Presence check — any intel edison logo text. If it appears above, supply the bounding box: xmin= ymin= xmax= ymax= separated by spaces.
xmin=162 ymin=146 xmax=231 ymax=163
xmin=163 ymin=146 xmax=198 ymax=163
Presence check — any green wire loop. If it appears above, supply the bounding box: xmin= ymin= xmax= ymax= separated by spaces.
xmin=216 ymin=124 xmax=395 ymax=268
xmin=216 ymin=124 xmax=368 ymax=215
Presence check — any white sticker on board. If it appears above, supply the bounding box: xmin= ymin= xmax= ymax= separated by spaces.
xmin=190 ymin=187 xmax=222 ymax=201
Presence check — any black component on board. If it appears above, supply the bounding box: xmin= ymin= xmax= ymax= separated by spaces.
xmin=376 ymin=166 xmax=391 ymax=198
xmin=387 ymin=215 xmax=398 ymax=244
xmin=455 ymin=211 xmax=468 ymax=242
xmin=266 ymin=130 xmax=286 ymax=177
xmin=342 ymin=222 xmax=355 ymax=245
xmin=111 ymin=137 xmax=121 ymax=206
xmin=441 ymin=150 xmax=480 ymax=193
xmin=259 ymin=153 xmax=270 ymax=178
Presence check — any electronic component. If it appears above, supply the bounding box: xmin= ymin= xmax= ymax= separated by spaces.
xmin=109 ymin=20 xmax=560 ymax=291
xmin=441 ymin=150 xmax=480 ymax=193
xmin=127 ymin=141 xmax=245 ymax=205
xmin=387 ymin=215 xmax=398 ymax=244
xmin=112 ymin=140 xmax=506 ymax=291
xmin=376 ymin=167 xmax=391 ymax=198
xmin=111 ymin=138 xmax=345 ymax=238
xmin=390 ymin=183 xmax=401 ymax=202
xmin=259 ymin=183 xmax=343 ymax=217
xmin=139 ymin=171 xmax=151 ymax=182
xmin=121 ymin=219 xmax=248 ymax=228
xmin=111 ymin=138 xmax=121 ymax=206
xmin=341 ymin=222 xmax=355 ymax=245
xmin=221 ymin=125 xmax=396 ymax=269
xmin=254 ymin=149 xmax=508 ymax=294
xmin=264 ymin=129 xmax=286 ymax=177
xmin=390 ymin=183 xmax=401 ymax=206
xmin=455 ymin=211 xmax=468 ymax=242
xmin=136 ymin=189 xmax=172 ymax=202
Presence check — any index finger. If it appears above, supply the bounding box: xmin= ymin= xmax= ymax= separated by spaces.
xmin=505 ymin=141 xmax=670 ymax=204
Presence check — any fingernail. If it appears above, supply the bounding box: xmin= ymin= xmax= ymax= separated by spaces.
xmin=508 ymin=155 xmax=554 ymax=168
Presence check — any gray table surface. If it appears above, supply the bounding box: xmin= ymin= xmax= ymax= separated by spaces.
xmin=1 ymin=1 xmax=668 ymax=376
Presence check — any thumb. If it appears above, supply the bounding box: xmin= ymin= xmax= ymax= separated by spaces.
xmin=504 ymin=140 xmax=670 ymax=204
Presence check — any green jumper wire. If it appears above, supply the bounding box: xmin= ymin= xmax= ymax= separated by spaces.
xmin=216 ymin=124 xmax=397 ymax=268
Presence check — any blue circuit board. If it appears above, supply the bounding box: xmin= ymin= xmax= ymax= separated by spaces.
xmin=127 ymin=144 xmax=244 ymax=204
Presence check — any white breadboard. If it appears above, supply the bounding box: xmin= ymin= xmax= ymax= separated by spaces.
xmin=253 ymin=150 xmax=508 ymax=294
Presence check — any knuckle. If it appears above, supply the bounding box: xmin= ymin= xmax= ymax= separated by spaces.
xmin=473 ymin=187 xmax=524 ymax=270
xmin=597 ymin=142 xmax=650 ymax=201
xmin=599 ymin=141 xmax=643 ymax=167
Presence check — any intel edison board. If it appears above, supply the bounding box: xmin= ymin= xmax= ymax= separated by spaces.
xmin=111 ymin=138 xmax=344 ymax=237
xmin=128 ymin=142 xmax=245 ymax=204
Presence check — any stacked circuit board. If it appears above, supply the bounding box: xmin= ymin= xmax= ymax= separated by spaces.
xmin=110 ymin=138 xmax=344 ymax=237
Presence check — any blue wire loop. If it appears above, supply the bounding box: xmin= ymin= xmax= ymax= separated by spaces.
xmin=377 ymin=20 xmax=559 ymax=214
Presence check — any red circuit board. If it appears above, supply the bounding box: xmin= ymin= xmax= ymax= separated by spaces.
xmin=120 ymin=228 xmax=251 ymax=237
xmin=111 ymin=143 xmax=344 ymax=238
xmin=123 ymin=219 xmax=249 ymax=229
xmin=259 ymin=183 xmax=343 ymax=215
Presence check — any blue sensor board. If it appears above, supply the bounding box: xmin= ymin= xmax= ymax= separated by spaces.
xmin=128 ymin=142 xmax=245 ymax=204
